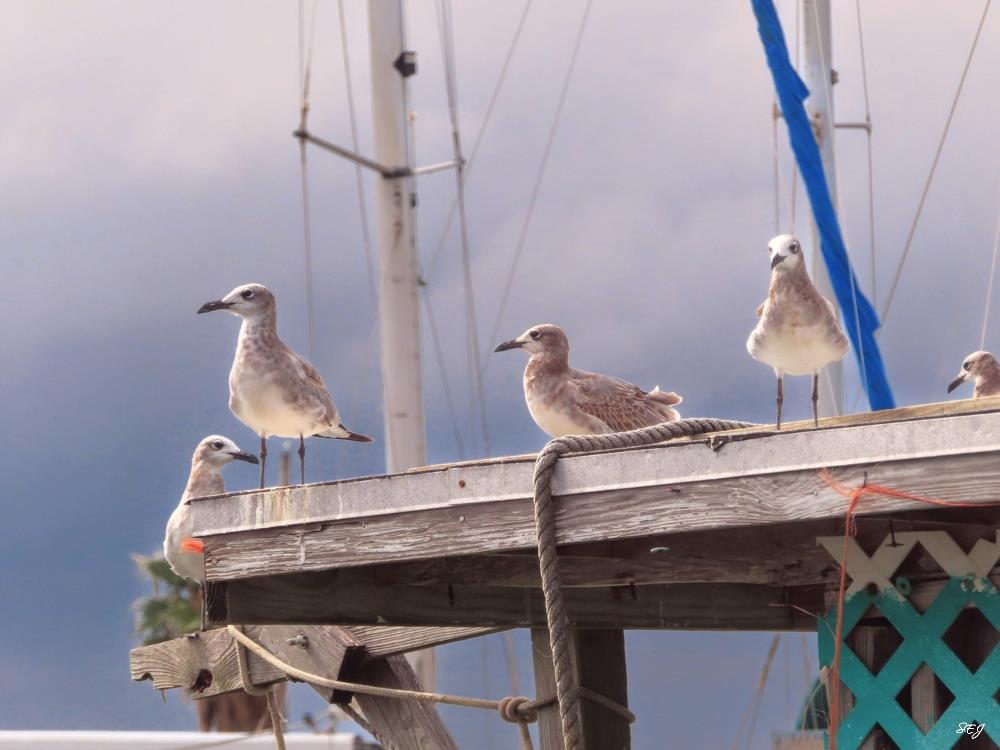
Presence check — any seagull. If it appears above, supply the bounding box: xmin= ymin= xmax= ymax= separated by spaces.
xmin=746 ymin=234 xmax=849 ymax=429
xmin=494 ymin=323 xmax=682 ymax=438
xmin=198 ymin=283 xmax=373 ymax=488
xmin=164 ymin=435 xmax=258 ymax=629
xmin=947 ymin=351 xmax=1000 ymax=398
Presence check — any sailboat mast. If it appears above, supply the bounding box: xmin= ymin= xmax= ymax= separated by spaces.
xmin=367 ymin=0 xmax=427 ymax=472
xmin=801 ymin=0 xmax=843 ymax=417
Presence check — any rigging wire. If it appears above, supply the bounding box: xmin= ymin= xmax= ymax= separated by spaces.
xmin=484 ymin=0 xmax=595 ymax=370
xmin=426 ymin=0 xmax=535 ymax=280
xmin=436 ymin=0 xmax=492 ymax=456
xmin=980 ymin=208 xmax=1000 ymax=350
xmin=879 ymin=0 xmax=993 ymax=332
xmin=854 ymin=0 xmax=877 ymax=310
xmin=297 ymin=0 xmax=320 ymax=360
xmin=421 ymin=288 xmax=467 ymax=458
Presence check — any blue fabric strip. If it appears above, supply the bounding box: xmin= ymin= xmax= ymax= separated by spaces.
xmin=751 ymin=0 xmax=895 ymax=410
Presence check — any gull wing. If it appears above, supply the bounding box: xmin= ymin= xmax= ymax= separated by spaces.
xmin=566 ymin=371 xmax=679 ymax=432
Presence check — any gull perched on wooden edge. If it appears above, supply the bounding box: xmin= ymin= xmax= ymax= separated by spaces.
xmin=947 ymin=351 xmax=1000 ymax=398
xmin=164 ymin=434 xmax=258 ymax=629
xmin=494 ymin=323 xmax=682 ymax=438
xmin=746 ymin=234 xmax=849 ymax=429
xmin=198 ymin=283 xmax=373 ymax=487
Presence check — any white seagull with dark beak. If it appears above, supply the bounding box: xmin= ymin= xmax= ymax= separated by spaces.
xmin=198 ymin=283 xmax=373 ymax=487
xmin=746 ymin=234 xmax=849 ymax=429
xmin=164 ymin=435 xmax=257 ymax=628
xmin=495 ymin=323 xmax=682 ymax=438
xmin=947 ymin=351 xmax=1000 ymax=398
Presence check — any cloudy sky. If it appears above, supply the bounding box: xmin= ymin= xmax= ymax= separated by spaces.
xmin=2 ymin=1 xmax=999 ymax=747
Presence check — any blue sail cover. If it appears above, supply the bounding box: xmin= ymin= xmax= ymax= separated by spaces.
xmin=751 ymin=0 xmax=895 ymax=410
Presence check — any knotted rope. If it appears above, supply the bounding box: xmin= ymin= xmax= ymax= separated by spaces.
xmin=532 ymin=418 xmax=756 ymax=749
xmin=227 ymin=624 xmax=631 ymax=750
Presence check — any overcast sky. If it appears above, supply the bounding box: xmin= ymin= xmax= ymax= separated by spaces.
xmin=2 ymin=1 xmax=999 ymax=747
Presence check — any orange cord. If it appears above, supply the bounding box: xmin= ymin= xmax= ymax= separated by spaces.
xmin=817 ymin=468 xmax=1000 ymax=750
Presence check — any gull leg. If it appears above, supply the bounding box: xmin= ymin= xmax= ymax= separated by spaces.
xmin=298 ymin=435 xmax=306 ymax=485
xmin=259 ymin=435 xmax=267 ymax=489
xmin=776 ymin=371 xmax=784 ymax=430
xmin=812 ymin=372 xmax=820 ymax=427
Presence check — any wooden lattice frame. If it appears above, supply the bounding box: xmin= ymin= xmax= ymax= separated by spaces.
xmin=817 ymin=531 xmax=1000 ymax=749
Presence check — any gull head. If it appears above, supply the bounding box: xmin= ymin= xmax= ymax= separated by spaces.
xmin=495 ymin=323 xmax=569 ymax=357
xmin=947 ymin=351 xmax=998 ymax=393
xmin=198 ymin=283 xmax=275 ymax=318
xmin=193 ymin=435 xmax=259 ymax=467
xmin=767 ymin=234 xmax=804 ymax=273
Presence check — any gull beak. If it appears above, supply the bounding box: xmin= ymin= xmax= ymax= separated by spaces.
xmin=770 ymin=254 xmax=786 ymax=270
xmin=197 ymin=300 xmax=233 ymax=314
xmin=947 ymin=372 xmax=968 ymax=394
xmin=229 ymin=451 xmax=260 ymax=465
xmin=494 ymin=339 xmax=523 ymax=353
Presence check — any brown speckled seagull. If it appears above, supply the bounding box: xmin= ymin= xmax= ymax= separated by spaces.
xmin=198 ymin=283 xmax=373 ymax=488
xmin=494 ymin=323 xmax=682 ymax=438
xmin=747 ymin=234 xmax=849 ymax=429
xmin=947 ymin=351 xmax=1000 ymax=398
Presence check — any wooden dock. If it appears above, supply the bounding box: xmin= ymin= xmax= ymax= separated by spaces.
xmin=131 ymin=397 xmax=1000 ymax=749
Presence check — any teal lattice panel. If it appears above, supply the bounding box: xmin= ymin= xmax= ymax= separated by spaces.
xmin=817 ymin=531 xmax=1000 ymax=749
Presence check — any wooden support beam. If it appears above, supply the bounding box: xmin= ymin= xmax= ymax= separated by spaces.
xmin=342 ymin=654 xmax=459 ymax=750
xmin=346 ymin=625 xmax=503 ymax=659
xmin=208 ymin=576 xmax=823 ymax=630
xmin=531 ymin=629 xmax=565 ymax=750
xmin=575 ymin=629 xmax=630 ymax=750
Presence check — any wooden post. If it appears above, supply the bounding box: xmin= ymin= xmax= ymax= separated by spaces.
xmin=575 ymin=629 xmax=630 ymax=750
xmin=531 ymin=628 xmax=565 ymax=750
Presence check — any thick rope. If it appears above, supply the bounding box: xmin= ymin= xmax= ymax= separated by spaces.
xmin=227 ymin=625 xmax=632 ymax=750
xmin=532 ymin=418 xmax=756 ymax=749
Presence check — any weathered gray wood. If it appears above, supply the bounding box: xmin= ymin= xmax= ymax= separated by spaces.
xmin=344 ymin=653 xmax=459 ymax=750
xmin=196 ymin=409 xmax=1000 ymax=581
xmin=212 ymin=575 xmax=823 ymax=630
xmin=129 ymin=626 xmax=320 ymax=697
xmin=347 ymin=625 xmax=502 ymax=659
xmin=909 ymin=664 xmax=940 ymax=735
xmin=576 ymin=629 xmax=630 ymax=750
xmin=531 ymin=629 xmax=565 ymax=750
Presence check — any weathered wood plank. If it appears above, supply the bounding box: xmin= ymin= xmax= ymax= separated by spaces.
xmin=129 ymin=626 xmax=313 ymax=697
xmin=203 ymin=444 xmax=1000 ymax=581
xmin=344 ymin=654 xmax=459 ymax=750
xmin=531 ymin=629 xmax=565 ymax=750
xmin=211 ymin=575 xmax=823 ymax=630
xmin=347 ymin=625 xmax=503 ymax=659
xmin=576 ymin=629 xmax=630 ymax=750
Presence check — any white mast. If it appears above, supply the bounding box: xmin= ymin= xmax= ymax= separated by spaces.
xmin=368 ymin=0 xmax=427 ymax=473
xmin=801 ymin=0 xmax=842 ymax=417
xmin=367 ymin=0 xmax=434 ymax=688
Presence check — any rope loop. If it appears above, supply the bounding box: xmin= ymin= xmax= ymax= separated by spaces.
xmin=498 ymin=695 xmax=538 ymax=724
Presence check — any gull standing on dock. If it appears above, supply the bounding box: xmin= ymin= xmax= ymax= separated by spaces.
xmin=494 ymin=323 xmax=682 ymax=437
xmin=947 ymin=351 xmax=1000 ymax=398
xmin=164 ymin=435 xmax=257 ymax=627
xmin=746 ymin=234 xmax=849 ymax=429
xmin=198 ymin=283 xmax=373 ymax=487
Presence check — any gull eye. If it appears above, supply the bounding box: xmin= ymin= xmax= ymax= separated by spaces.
xmin=530 ymin=330 xmax=540 ymax=340
xmin=241 ymin=289 xmax=255 ymax=300
xmin=963 ymin=361 xmax=972 ymax=371
xmin=211 ymin=440 xmax=224 ymax=450
xmin=789 ymin=242 xmax=799 ymax=253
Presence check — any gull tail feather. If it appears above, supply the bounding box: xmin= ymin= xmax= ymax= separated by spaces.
xmin=180 ymin=538 xmax=205 ymax=554
xmin=315 ymin=424 xmax=375 ymax=443
xmin=647 ymin=386 xmax=682 ymax=406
